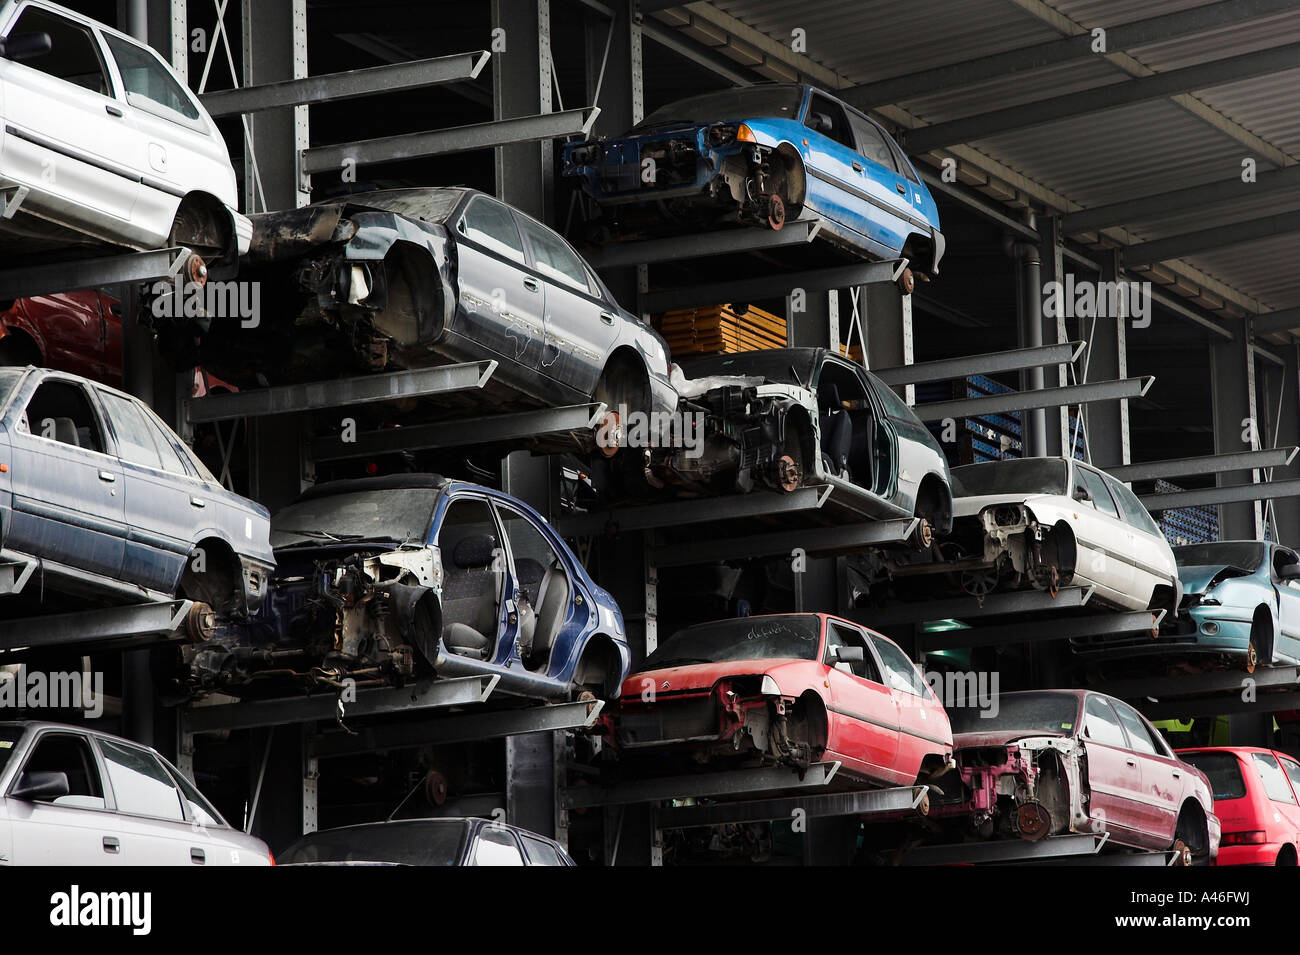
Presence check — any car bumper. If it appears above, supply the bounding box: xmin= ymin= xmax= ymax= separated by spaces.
xmin=1214 ymin=842 xmax=1284 ymax=866
xmin=232 ymin=209 xmax=253 ymax=256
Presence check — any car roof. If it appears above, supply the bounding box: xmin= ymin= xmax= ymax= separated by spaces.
xmin=0 ymin=719 xmax=154 ymax=747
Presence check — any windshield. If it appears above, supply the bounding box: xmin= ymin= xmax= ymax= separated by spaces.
xmin=951 ymin=458 xmax=1069 ymax=497
xmin=1179 ymin=751 xmax=1247 ymax=800
xmin=682 ymin=350 xmax=816 ymax=388
xmin=636 ymin=85 xmax=804 ymax=130
xmin=279 ymin=820 xmax=469 ymax=866
xmin=639 ymin=614 xmax=821 ymax=671
xmin=0 ymin=368 xmax=27 ymax=410
xmin=1173 ymin=542 xmax=1265 ymax=572
xmin=0 ymin=724 xmax=24 ymax=776
xmin=948 ymin=691 xmax=1080 ymax=737
xmin=271 ymin=488 xmax=439 ymax=549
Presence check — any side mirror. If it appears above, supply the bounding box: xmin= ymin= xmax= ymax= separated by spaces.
xmin=1073 ymin=484 xmax=1092 ymax=503
xmin=1280 ymin=563 xmax=1300 ymax=581
xmin=0 ymin=31 xmax=53 ymax=62
xmin=808 ymin=111 xmax=833 ymax=133
xmin=834 ymin=645 xmax=865 ymax=663
xmin=9 ymin=769 xmax=70 ymax=802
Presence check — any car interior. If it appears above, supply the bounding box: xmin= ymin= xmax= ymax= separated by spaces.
xmin=19 ymin=380 xmax=107 ymax=453
xmin=817 ymin=363 xmax=880 ymax=489
xmin=499 ymin=509 xmax=572 ymax=670
xmin=824 ymin=622 xmax=879 ymax=681
xmin=804 ymin=93 xmax=856 ymax=150
xmin=436 ymin=498 xmax=504 ymax=660
xmin=18 ymin=733 xmax=106 ymax=809
xmin=11 ymin=8 xmax=112 ymax=96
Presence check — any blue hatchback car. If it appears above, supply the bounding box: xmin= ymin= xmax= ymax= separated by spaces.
xmin=186 ymin=474 xmax=630 ymax=701
xmin=561 ymin=83 xmax=944 ymax=282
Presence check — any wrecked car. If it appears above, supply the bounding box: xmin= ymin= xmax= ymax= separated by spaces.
xmin=177 ymin=474 xmax=630 ymax=701
xmin=157 ymin=187 xmax=676 ymax=445
xmin=613 ymin=612 xmax=953 ymax=787
xmin=649 ymin=347 xmax=952 ymax=543
xmin=1177 ymin=746 xmax=1300 ymax=866
xmin=878 ymin=456 xmax=1180 ymax=614
xmin=932 ymin=690 xmax=1219 ymax=863
xmin=278 ymin=817 xmax=574 ymax=867
xmin=561 ymin=83 xmax=943 ymax=291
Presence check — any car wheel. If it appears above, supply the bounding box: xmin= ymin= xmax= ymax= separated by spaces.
xmin=766 ymin=192 xmax=786 ymax=231
xmin=169 ymin=201 xmax=229 ymax=271
xmin=767 ymin=414 xmax=808 ymax=492
xmin=593 ymin=358 xmax=649 ymax=457
xmin=896 ymin=266 xmax=915 ymax=296
xmin=1250 ymin=608 xmax=1274 ymax=672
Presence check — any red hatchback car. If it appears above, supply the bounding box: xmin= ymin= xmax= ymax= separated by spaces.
xmin=1177 ymin=747 xmax=1300 ymax=865
xmin=614 ymin=612 xmax=953 ymax=787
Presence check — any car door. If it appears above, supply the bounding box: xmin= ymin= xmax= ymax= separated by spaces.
xmin=1104 ymin=472 xmax=1173 ymax=609
xmin=468 ymin=824 xmax=527 ymax=866
xmin=4 ymin=373 xmax=126 ymax=576
xmin=1110 ymin=698 xmax=1181 ymax=845
xmin=867 ymin=632 xmax=946 ymax=780
xmin=845 ymin=109 xmax=917 ymax=254
xmin=1269 ymin=546 xmax=1300 ymax=655
xmin=1072 ymin=463 xmax=1137 ymax=604
xmin=95 ymin=387 xmax=197 ymax=594
xmin=514 ymin=212 xmax=619 ymax=399
xmin=5 ymin=729 xmax=124 ymax=865
xmin=451 ymin=194 xmax=545 ymax=371
xmin=1080 ymin=694 xmax=1147 ymax=842
xmin=801 ymin=91 xmax=874 ymax=239
xmin=433 ymin=493 xmax=510 ymax=664
xmin=495 ymin=501 xmax=575 ymax=674
xmin=0 ymin=4 xmax=140 ymax=221
xmin=821 ymin=621 xmax=898 ymax=778
xmin=1271 ymin=753 xmax=1300 ymax=847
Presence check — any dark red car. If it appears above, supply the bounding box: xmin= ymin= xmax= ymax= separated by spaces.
xmin=614 ymin=612 xmax=953 ymax=787
xmin=932 ymin=690 xmax=1220 ymax=862
xmin=1177 ymin=746 xmax=1300 ymax=865
xmin=0 ymin=290 xmax=122 ymax=385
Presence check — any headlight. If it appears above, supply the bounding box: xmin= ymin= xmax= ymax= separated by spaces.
xmin=760 ymin=674 xmax=781 ymax=696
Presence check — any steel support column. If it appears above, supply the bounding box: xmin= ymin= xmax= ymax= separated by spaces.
xmin=492 ymin=0 xmax=554 ymax=221
xmin=1083 ymin=252 xmax=1131 ymax=468
xmin=1211 ymin=333 xmax=1264 ymax=539
xmin=1039 ymin=216 xmax=1068 ymax=456
xmin=1267 ymin=345 xmax=1300 ymax=545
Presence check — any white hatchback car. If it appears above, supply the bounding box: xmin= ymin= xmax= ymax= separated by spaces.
xmin=943 ymin=456 xmax=1181 ymax=614
xmin=0 ymin=0 xmax=249 ymax=274
xmin=0 ymin=721 xmax=271 ymax=865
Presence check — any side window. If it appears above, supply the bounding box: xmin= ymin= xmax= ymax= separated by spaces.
xmin=8 ymin=7 xmax=110 ymax=95
xmin=164 ymin=765 xmax=224 ymax=827
xmin=887 ymin=136 xmax=920 ymax=184
xmin=137 ymin=403 xmax=190 ymax=475
xmin=457 ymin=196 xmax=526 ymax=264
xmin=1276 ymin=756 xmax=1300 ymax=802
xmin=1083 ymin=695 xmax=1128 ymax=747
xmin=517 ymin=217 xmax=588 ymax=292
xmin=99 ymin=391 xmax=164 ymax=470
xmin=20 ymin=379 xmax=107 ymax=453
xmin=102 ymin=33 xmax=200 ymax=122
xmin=471 ymin=827 xmax=525 ymax=866
xmin=1111 ymin=700 xmax=1160 ymax=756
xmin=804 ymin=94 xmax=855 ymax=150
xmin=96 ymin=738 xmax=186 ymax=821
xmin=1105 ymin=475 xmax=1161 ymax=536
xmin=1077 ymin=466 xmax=1120 ymax=520
xmin=435 ymin=497 xmax=504 ymax=649
xmin=824 ymin=622 xmax=881 ymax=682
xmin=521 ymin=835 xmax=564 ymax=866
xmin=868 ymin=634 xmax=927 ymax=697
xmin=1272 ymin=547 xmax=1300 ymax=587
xmin=1252 ymin=753 xmax=1298 ymax=805
xmin=13 ymin=732 xmax=105 ymax=809
xmin=847 ymin=113 xmax=898 ymax=172
xmin=867 ymin=371 xmax=915 ymax=419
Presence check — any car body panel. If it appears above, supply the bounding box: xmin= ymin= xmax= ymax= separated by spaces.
xmin=278 ymin=817 xmax=573 ymax=866
xmin=1178 ymin=746 xmax=1300 ymax=865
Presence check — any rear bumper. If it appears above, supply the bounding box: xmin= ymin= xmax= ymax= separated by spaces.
xmin=1215 ymin=842 xmax=1284 ymax=866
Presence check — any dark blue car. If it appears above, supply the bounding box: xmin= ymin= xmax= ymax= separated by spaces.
xmin=562 ymin=83 xmax=944 ymax=282
xmin=186 ymin=474 xmax=630 ymax=701
xmin=0 ymin=365 xmax=272 ymax=616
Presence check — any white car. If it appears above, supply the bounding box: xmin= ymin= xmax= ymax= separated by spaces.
xmin=0 ymin=720 xmax=271 ymax=865
xmin=886 ymin=456 xmax=1180 ymax=614
xmin=0 ymin=0 xmax=250 ymax=275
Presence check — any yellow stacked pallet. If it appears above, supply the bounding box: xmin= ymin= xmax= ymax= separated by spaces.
xmin=838 ymin=343 xmax=864 ymax=363
xmin=653 ymin=303 xmax=787 ymax=356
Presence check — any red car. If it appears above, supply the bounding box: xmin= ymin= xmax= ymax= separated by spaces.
xmin=931 ymin=690 xmax=1220 ymax=862
xmin=0 ymin=290 xmax=123 ymax=385
xmin=614 ymin=612 xmax=953 ymax=787
xmin=1177 ymin=746 xmax=1300 ymax=865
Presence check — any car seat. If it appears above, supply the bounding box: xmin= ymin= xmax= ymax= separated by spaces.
xmin=441 ymin=534 xmax=501 ymax=660
xmin=528 ymin=559 xmax=571 ymax=669
xmin=818 ymin=385 xmax=851 ymax=476
xmin=53 ymin=417 xmax=79 ymax=447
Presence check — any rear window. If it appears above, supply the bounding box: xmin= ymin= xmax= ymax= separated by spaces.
xmin=0 ymin=724 xmax=23 ymax=776
xmin=1180 ymin=751 xmax=1247 ymax=800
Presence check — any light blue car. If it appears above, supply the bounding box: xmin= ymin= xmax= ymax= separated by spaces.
xmin=561 ymin=83 xmax=944 ymax=287
xmin=1165 ymin=541 xmax=1300 ymax=671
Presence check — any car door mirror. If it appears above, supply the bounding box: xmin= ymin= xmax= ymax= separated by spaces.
xmin=9 ymin=769 xmax=70 ymax=802
xmin=0 ymin=31 xmax=53 ymax=62
xmin=1073 ymin=483 xmax=1092 ymax=503
xmin=834 ymin=645 xmax=865 ymax=663
xmin=808 ymin=111 xmax=833 ymax=134
xmin=1280 ymin=563 xmax=1300 ymax=581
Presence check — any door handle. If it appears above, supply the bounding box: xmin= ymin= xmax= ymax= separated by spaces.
xmin=105 ymin=104 xmax=124 ymax=117
xmin=599 ymin=311 xmax=617 ymax=325
xmin=851 ymin=160 xmax=864 ymax=172
xmin=98 ymin=470 xmax=115 ymax=483
xmin=190 ymin=497 xmax=206 ymax=508
xmin=102 ymin=836 xmax=120 ymax=853
xmin=1171 ymin=770 xmax=1181 ymax=779
xmin=1125 ymin=758 xmax=1137 ymax=767
xmin=190 ymin=847 xmax=206 ymax=865
xmin=895 ymin=182 xmax=907 ymax=195
xmin=523 ymin=277 xmax=540 ymax=293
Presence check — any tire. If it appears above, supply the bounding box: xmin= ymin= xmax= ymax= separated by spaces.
xmin=1251 ymin=607 xmax=1274 ymax=672
xmin=593 ymin=358 xmax=649 ymax=457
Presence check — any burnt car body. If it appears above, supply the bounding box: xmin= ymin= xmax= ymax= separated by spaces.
xmin=278 ymin=817 xmax=573 ymax=866
xmin=159 ymin=186 xmax=676 ymax=426
xmin=0 ymin=289 xmax=122 ymax=385
xmin=932 ymin=690 xmax=1220 ymax=862
xmin=180 ymin=474 xmax=629 ymax=701
xmin=651 ymin=348 xmax=953 ymax=537
xmin=561 ymin=84 xmax=944 ymax=279
xmin=614 ymin=612 xmax=953 ymax=787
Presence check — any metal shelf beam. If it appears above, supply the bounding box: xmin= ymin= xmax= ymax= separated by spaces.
xmin=202 ymin=51 xmax=490 ymax=116
xmin=913 ymin=377 xmax=1153 ymax=422
xmin=1093 ymin=666 xmax=1300 ymax=701
xmin=308 ymin=698 xmax=604 ymax=758
xmin=1140 ymin=690 xmax=1300 ymax=721
xmin=1108 ymin=447 xmax=1298 ymax=483
xmin=1140 ymin=477 xmax=1300 ymax=511
xmin=181 ymin=675 xmax=499 ymax=734
xmin=555 ymin=485 xmax=830 ymax=537
xmin=184 ymin=361 xmax=496 ymax=423
xmin=920 ymin=609 xmax=1162 ymax=652
xmin=309 ymin=402 xmax=603 ymax=461
xmin=0 ymin=600 xmax=191 ymax=653
xmin=655 ymin=785 xmax=927 ymax=829
xmin=586 ymin=218 xmax=822 ymax=269
xmin=652 ymin=518 xmax=917 ymax=567
xmin=873 ymin=341 xmax=1085 ymax=387
xmin=640 ymin=260 xmax=903 ymax=314
xmin=0 ymin=246 xmax=193 ymax=301
xmin=560 ymin=760 xmax=841 ymax=810
xmin=899 ymin=832 xmax=1107 ymax=865
xmin=854 ymin=585 xmax=1095 ymax=627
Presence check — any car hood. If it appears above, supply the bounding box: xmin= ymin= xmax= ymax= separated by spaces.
xmin=953 ymin=492 xmax=1057 ymax=520
xmin=621 ymin=657 xmax=803 ymax=698
xmin=1179 ymin=563 xmax=1256 ymax=596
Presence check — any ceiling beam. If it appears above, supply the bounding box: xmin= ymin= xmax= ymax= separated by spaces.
xmin=1122 ymin=210 xmax=1300 ymax=267
xmin=1253 ymin=307 xmax=1300 ymax=335
xmin=902 ymin=41 xmax=1300 ymax=154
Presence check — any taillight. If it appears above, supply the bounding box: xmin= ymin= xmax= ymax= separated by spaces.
xmin=269 ymin=851 xmax=276 ymax=865
xmin=1221 ymin=830 xmax=1266 ymax=845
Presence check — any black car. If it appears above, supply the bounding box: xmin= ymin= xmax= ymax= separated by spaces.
xmin=277 ymin=817 xmax=574 ymax=866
